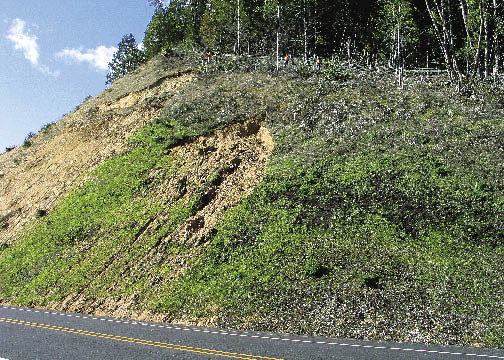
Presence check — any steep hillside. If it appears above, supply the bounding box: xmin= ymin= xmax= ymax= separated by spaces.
xmin=0 ymin=56 xmax=194 ymax=244
xmin=1 ymin=56 xmax=504 ymax=348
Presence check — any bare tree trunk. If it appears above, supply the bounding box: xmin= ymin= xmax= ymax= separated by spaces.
xmin=303 ymin=0 xmax=308 ymax=61
xmin=493 ymin=0 xmax=501 ymax=75
xmin=446 ymin=0 xmax=463 ymax=77
xmin=459 ymin=0 xmax=473 ymax=48
xmin=459 ymin=0 xmax=473 ymax=74
xmin=276 ymin=4 xmax=280 ymax=71
xmin=313 ymin=4 xmax=319 ymax=55
xmin=425 ymin=0 xmax=452 ymax=77
xmin=425 ymin=0 xmax=462 ymax=82
xmin=472 ymin=1 xmax=485 ymax=79
xmin=237 ymin=0 xmax=241 ymax=55
xmin=397 ymin=2 xmax=403 ymax=87
xmin=484 ymin=2 xmax=491 ymax=78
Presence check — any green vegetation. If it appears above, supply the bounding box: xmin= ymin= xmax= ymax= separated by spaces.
xmin=108 ymin=1 xmax=504 ymax=85
xmin=35 ymin=210 xmax=47 ymax=219
xmin=106 ymin=34 xmax=146 ymax=85
xmin=40 ymin=122 xmax=56 ymax=134
xmin=150 ymin=70 xmax=504 ymax=346
xmin=22 ymin=132 xmax=35 ymax=148
xmin=1 ymin=58 xmax=504 ymax=347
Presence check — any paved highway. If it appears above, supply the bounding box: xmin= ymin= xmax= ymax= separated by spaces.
xmin=0 ymin=306 xmax=502 ymax=359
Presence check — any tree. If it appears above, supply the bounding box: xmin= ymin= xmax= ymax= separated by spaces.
xmin=263 ymin=0 xmax=283 ymax=70
xmin=106 ymin=34 xmax=145 ymax=85
xmin=185 ymin=0 xmax=209 ymax=50
xmin=144 ymin=1 xmax=188 ymax=58
xmin=379 ymin=0 xmax=418 ymax=85
xmin=424 ymin=0 xmax=502 ymax=82
xmin=425 ymin=0 xmax=463 ymax=81
xmin=492 ymin=0 xmax=504 ymax=75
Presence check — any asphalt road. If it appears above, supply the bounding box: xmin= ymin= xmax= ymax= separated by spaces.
xmin=0 ymin=306 xmax=503 ymax=359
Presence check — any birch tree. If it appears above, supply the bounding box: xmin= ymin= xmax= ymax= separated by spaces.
xmin=380 ymin=0 xmax=417 ymax=86
xmin=425 ymin=0 xmax=462 ymax=81
xmin=263 ymin=0 xmax=282 ymax=70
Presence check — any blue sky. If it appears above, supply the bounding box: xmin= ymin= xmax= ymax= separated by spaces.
xmin=0 ymin=1 xmax=157 ymax=151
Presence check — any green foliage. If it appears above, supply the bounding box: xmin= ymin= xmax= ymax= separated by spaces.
xmin=0 ymin=112 xmax=190 ymax=304
xmin=106 ymin=34 xmax=146 ymax=85
xmin=145 ymin=69 xmax=504 ymax=346
xmin=22 ymin=132 xmax=35 ymax=148
xmin=40 ymin=122 xmax=55 ymax=133
xmin=35 ymin=209 xmax=47 ymax=219
xmin=134 ymin=0 xmax=504 ymax=80
xmin=2 ymin=61 xmax=504 ymax=346
xmin=321 ymin=57 xmax=350 ymax=81
xmin=143 ymin=2 xmax=187 ymax=59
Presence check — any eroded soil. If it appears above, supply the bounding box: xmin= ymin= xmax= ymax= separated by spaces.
xmin=0 ymin=72 xmax=195 ymax=243
xmin=50 ymin=119 xmax=274 ymax=321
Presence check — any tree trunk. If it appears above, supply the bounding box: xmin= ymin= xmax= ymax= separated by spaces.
xmin=484 ymin=3 xmax=491 ymax=78
xmin=425 ymin=0 xmax=462 ymax=82
xmin=313 ymin=4 xmax=318 ymax=55
xmin=472 ymin=1 xmax=485 ymax=79
xmin=459 ymin=0 xmax=473 ymax=74
xmin=276 ymin=4 xmax=280 ymax=71
xmin=425 ymin=0 xmax=451 ymax=77
xmin=303 ymin=0 xmax=308 ymax=61
xmin=397 ymin=2 xmax=403 ymax=87
xmin=459 ymin=0 xmax=473 ymax=49
xmin=493 ymin=0 xmax=501 ymax=75
xmin=237 ymin=0 xmax=241 ymax=55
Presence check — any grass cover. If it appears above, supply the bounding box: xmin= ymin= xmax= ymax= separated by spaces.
xmin=1 ymin=63 xmax=504 ymax=347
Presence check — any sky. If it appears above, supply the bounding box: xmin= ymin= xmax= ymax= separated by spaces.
xmin=0 ymin=0 xmax=158 ymax=152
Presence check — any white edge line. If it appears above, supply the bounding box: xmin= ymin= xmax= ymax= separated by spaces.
xmin=3 ymin=306 xmax=504 ymax=359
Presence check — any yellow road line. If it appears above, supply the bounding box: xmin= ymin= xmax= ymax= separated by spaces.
xmin=0 ymin=317 xmax=284 ymax=360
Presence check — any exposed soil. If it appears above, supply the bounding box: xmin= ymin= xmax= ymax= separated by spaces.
xmin=0 ymin=72 xmax=195 ymax=244
xmin=50 ymin=119 xmax=274 ymax=321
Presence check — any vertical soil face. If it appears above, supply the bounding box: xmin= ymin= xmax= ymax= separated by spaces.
xmin=0 ymin=72 xmax=195 ymax=244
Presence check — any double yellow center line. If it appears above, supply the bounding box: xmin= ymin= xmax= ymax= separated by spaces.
xmin=0 ymin=317 xmax=283 ymax=360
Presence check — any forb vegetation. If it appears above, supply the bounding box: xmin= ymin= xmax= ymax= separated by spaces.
xmin=1 ymin=55 xmax=504 ymax=348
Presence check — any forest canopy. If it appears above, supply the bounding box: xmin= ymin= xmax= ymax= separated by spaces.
xmin=107 ymin=0 xmax=504 ymax=83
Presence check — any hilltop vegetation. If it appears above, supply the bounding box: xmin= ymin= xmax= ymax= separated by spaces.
xmin=1 ymin=55 xmax=504 ymax=348
xmin=107 ymin=0 xmax=503 ymax=88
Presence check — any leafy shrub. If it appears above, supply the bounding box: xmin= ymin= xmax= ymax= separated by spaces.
xmin=22 ymin=132 xmax=35 ymax=148
xmin=322 ymin=57 xmax=350 ymax=81
xmin=40 ymin=122 xmax=55 ymax=133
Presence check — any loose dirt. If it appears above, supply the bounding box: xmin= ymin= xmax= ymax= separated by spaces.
xmin=0 ymin=71 xmax=195 ymax=244
xmin=51 ymin=119 xmax=274 ymax=321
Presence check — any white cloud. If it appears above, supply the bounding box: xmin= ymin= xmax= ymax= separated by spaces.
xmin=6 ymin=18 xmax=59 ymax=77
xmin=56 ymin=45 xmax=117 ymax=71
xmin=38 ymin=64 xmax=60 ymax=77
xmin=6 ymin=18 xmax=39 ymax=66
